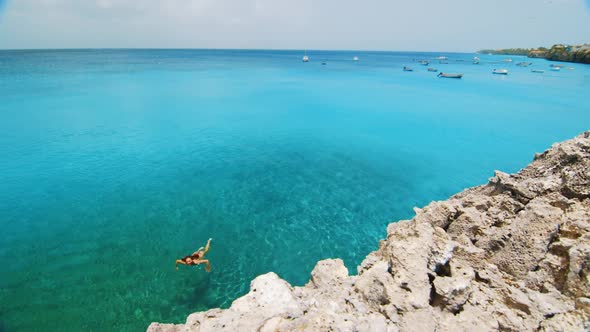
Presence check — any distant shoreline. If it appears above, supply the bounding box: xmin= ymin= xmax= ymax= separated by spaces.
xmin=479 ymin=44 xmax=590 ymax=64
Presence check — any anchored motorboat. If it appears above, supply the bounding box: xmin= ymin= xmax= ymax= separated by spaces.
xmin=437 ymin=72 xmax=463 ymax=79
xmin=493 ymin=69 xmax=509 ymax=75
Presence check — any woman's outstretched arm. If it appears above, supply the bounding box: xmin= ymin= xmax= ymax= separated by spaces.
xmin=195 ymin=259 xmax=211 ymax=272
xmin=175 ymin=259 xmax=187 ymax=270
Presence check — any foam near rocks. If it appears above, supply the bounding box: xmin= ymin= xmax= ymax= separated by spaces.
xmin=149 ymin=131 xmax=590 ymax=332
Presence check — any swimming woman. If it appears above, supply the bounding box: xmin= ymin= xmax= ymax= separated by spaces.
xmin=175 ymin=238 xmax=212 ymax=272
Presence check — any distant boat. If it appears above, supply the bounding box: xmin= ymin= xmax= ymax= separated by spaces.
xmin=551 ymin=67 xmax=561 ymax=71
xmin=550 ymin=64 xmax=564 ymax=68
xmin=403 ymin=66 xmax=413 ymax=71
xmin=353 ymin=56 xmax=359 ymax=62
xmin=437 ymin=72 xmax=463 ymax=79
xmin=439 ymin=60 xmax=449 ymax=64
xmin=531 ymin=69 xmax=545 ymax=73
xmin=419 ymin=60 xmax=429 ymax=66
xmin=321 ymin=62 xmax=327 ymax=65
xmin=493 ymin=69 xmax=509 ymax=75
xmin=427 ymin=68 xmax=438 ymax=72
xmin=302 ymin=50 xmax=309 ymax=62
xmin=504 ymin=58 xmax=513 ymax=63
xmin=473 ymin=56 xmax=480 ymax=64
xmin=516 ymin=62 xmax=531 ymax=67
xmin=436 ymin=56 xmax=448 ymax=60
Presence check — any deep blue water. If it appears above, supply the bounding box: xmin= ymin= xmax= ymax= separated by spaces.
xmin=0 ymin=49 xmax=588 ymax=331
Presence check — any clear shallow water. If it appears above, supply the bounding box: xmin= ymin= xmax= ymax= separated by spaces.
xmin=0 ymin=49 xmax=589 ymax=331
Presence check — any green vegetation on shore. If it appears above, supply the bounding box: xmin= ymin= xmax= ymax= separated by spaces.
xmin=478 ymin=48 xmax=539 ymax=56
xmin=479 ymin=44 xmax=590 ymax=64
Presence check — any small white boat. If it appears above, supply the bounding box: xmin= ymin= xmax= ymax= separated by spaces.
xmin=531 ymin=69 xmax=545 ymax=73
xmin=403 ymin=66 xmax=413 ymax=71
xmin=427 ymin=67 xmax=438 ymax=72
xmin=473 ymin=56 xmax=480 ymax=64
xmin=419 ymin=60 xmax=429 ymax=66
xmin=437 ymin=72 xmax=463 ymax=79
xmin=493 ymin=69 xmax=509 ymax=75
xmin=353 ymin=56 xmax=359 ymax=62
xmin=504 ymin=58 xmax=513 ymax=63
xmin=516 ymin=62 xmax=532 ymax=67
xmin=551 ymin=67 xmax=561 ymax=71
xmin=302 ymin=50 xmax=309 ymax=62
xmin=436 ymin=56 xmax=448 ymax=60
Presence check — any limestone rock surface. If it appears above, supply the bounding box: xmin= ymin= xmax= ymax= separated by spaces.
xmin=149 ymin=132 xmax=590 ymax=332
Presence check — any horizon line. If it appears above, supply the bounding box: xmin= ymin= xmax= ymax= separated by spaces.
xmin=0 ymin=46 xmax=478 ymax=54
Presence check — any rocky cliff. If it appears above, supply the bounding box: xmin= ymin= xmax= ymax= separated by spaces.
xmin=479 ymin=44 xmax=590 ymax=64
xmin=148 ymin=132 xmax=590 ymax=332
xmin=544 ymin=44 xmax=590 ymax=64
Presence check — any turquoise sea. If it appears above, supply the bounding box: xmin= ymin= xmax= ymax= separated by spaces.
xmin=0 ymin=49 xmax=589 ymax=331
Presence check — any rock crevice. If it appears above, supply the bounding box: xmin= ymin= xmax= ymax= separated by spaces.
xmin=149 ymin=132 xmax=590 ymax=332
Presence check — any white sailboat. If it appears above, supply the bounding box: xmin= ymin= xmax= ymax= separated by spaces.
xmin=302 ymin=50 xmax=309 ymax=62
xmin=353 ymin=56 xmax=359 ymax=62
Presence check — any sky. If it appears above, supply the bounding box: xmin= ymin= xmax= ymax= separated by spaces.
xmin=0 ymin=0 xmax=589 ymax=51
